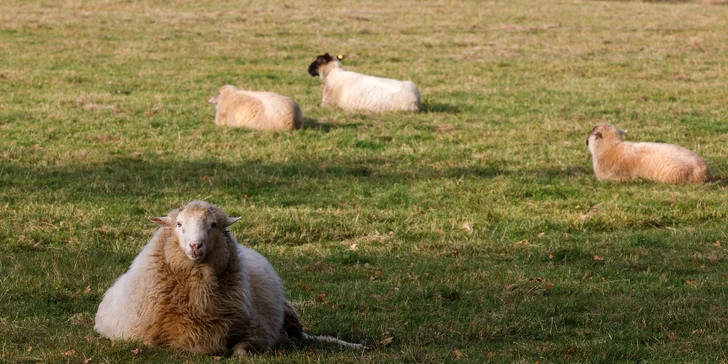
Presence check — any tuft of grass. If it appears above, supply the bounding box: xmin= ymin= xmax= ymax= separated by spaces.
xmin=1 ymin=0 xmax=728 ymax=362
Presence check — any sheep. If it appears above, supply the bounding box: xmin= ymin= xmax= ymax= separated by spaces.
xmin=586 ymin=123 xmax=713 ymax=184
xmin=208 ymin=85 xmax=303 ymax=131
xmin=307 ymin=53 xmax=421 ymax=113
xmin=95 ymin=201 xmax=364 ymax=355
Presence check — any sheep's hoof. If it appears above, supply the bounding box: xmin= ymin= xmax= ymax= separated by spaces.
xmin=232 ymin=342 xmax=250 ymax=356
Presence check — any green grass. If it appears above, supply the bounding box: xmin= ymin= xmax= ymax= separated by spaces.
xmin=2 ymin=0 xmax=728 ymax=362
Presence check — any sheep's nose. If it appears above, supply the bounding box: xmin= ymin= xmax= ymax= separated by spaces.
xmin=190 ymin=243 xmax=200 ymax=252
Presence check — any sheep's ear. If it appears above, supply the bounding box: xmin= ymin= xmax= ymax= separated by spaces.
xmin=150 ymin=217 xmax=173 ymax=228
xmin=618 ymin=129 xmax=627 ymax=136
xmin=336 ymin=54 xmax=346 ymax=61
xmin=208 ymin=93 xmax=219 ymax=104
xmin=225 ymin=216 xmax=242 ymax=227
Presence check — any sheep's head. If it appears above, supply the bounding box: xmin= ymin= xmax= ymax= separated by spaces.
xmin=586 ymin=123 xmax=626 ymax=152
xmin=150 ymin=201 xmax=241 ymax=262
xmin=208 ymin=85 xmax=237 ymax=105
xmin=307 ymin=53 xmax=344 ymax=77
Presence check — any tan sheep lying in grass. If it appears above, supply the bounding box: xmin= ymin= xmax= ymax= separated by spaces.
xmin=586 ymin=123 xmax=713 ymax=184
xmin=208 ymin=85 xmax=303 ymax=131
xmin=95 ymin=201 xmax=363 ymax=355
xmin=307 ymin=53 xmax=421 ymax=113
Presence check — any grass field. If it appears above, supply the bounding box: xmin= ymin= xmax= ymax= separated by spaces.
xmin=2 ymin=0 xmax=728 ymax=362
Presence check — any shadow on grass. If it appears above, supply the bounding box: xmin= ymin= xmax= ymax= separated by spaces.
xmin=530 ymin=165 xmax=592 ymax=180
xmin=710 ymin=175 xmax=728 ymax=187
xmin=1 ymin=155 xmax=509 ymax=207
xmin=444 ymin=165 xmax=510 ymax=179
xmin=421 ymin=102 xmax=461 ymax=114
xmin=302 ymin=117 xmax=361 ymax=132
xmin=4 ymin=157 xmax=614 ymax=210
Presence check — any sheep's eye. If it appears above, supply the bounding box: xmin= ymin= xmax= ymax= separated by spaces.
xmin=211 ymin=222 xmax=217 ymax=229
xmin=176 ymin=222 xmax=182 ymax=228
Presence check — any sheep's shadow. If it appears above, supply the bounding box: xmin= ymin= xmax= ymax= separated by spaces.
xmin=421 ymin=102 xmax=461 ymax=114
xmin=303 ymin=117 xmax=361 ymax=132
xmin=529 ymin=166 xmax=592 ymax=181
xmin=442 ymin=165 xmax=510 ymax=179
xmin=709 ymin=175 xmax=728 ymax=187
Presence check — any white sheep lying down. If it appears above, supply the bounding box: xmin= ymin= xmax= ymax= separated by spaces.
xmin=586 ymin=123 xmax=713 ymax=184
xmin=307 ymin=53 xmax=421 ymax=113
xmin=95 ymin=201 xmax=363 ymax=355
xmin=208 ymin=85 xmax=303 ymax=131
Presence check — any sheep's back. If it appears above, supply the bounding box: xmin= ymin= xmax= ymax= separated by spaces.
xmin=330 ymin=71 xmax=420 ymax=112
xmin=234 ymin=91 xmax=300 ymax=131
xmin=632 ymin=142 xmax=711 ymax=183
xmin=222 ymin=92 xmax=265 ymax=128
xmin=600 ymin=142 xmax=711 ymax=184
xmin=253 ymin=92 xmax=303 ymax=130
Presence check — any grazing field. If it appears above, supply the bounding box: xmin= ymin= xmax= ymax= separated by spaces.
xmin=2 ymin=0 xmax=728 ymax=362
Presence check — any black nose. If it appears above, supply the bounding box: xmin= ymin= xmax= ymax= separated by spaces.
xmin=586 ymin=138 xmax=589 ymax=146
xmin=307 ymin=61 xmax=319 ymax=77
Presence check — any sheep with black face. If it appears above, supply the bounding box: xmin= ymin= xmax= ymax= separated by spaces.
xmin=586 ymin=123 xmax=712 ymax=184
xmin=307 ymin=53 xmax=421 ymax=113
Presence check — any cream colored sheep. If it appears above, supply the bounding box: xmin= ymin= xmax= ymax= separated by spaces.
xmin=94 ymin=201 xmax=363 ymax=356
xmin=307 ymin=53 xmax=421 ymax=113
xmin=586 ymin=123 xmax=712 ymax=184
xmin=208 ymin=85 xmax=303 ymax=131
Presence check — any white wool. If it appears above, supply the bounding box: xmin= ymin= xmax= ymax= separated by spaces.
xmin=324 ymin=68 xmax=421 ymax=113
xmin=587 ymin=123 xmax=712 ymax=184
xmin=209 ymin=85 xmax=303 ymax=131
xmin=309 ymin=55 xmax=421 ymax=113
xmin=94 ymin=232 xmax=159 ymax=340
xmin=94 ymin=201 xmax=287 ymax=353
xmin=95 ymin=201 xmax=366 ymax=355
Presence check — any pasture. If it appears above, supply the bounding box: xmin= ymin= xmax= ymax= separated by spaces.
xmin=1 ymin=0 xmax=728 ymax=362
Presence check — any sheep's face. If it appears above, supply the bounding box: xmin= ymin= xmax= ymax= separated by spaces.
xmin=175 ymin=208 xmax=218 ymax=261
xmin=208 ymin=85 xmax=237 ymax=105
xmin=308 ymin=53 xmax=337 ymax=77
xmin=150 ymin=201 xmax=241 ymax=263
xmin=587 ymin=123 xmax=625 ymax=153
